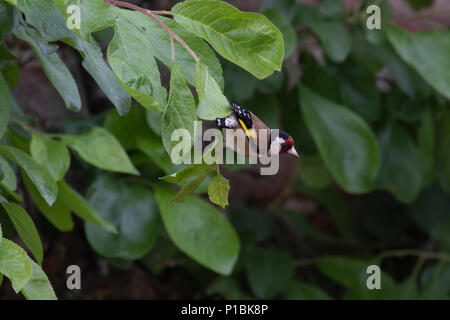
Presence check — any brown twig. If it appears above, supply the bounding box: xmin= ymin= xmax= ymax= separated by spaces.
xmin=293 ymin=249 xmax=450 ymax=269
xmin=379 ymin=249 xmax=450 ymax=263
xmin=170 ymin=36 xmax=175 ymax=61
xmin=104 ymin=0 xmax=199 ymax=62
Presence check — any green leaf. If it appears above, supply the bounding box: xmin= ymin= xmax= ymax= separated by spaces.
xmin=55 ymin=1 xmax=225 ymax=90
xmin=57 ymin=180 xmax=117 ymax=234
xmin=392 ymin=278 xmax=420 ymax=300
xmin=1 ymin=202 xmax=43 ymax=264
xmin=154 ymin=187 xmax=240 ymax=275
xmin=207 ymin=276 xmax=252 ymax=299
xmin=0 ymin=186 xmax=22 ymax=203
xmin=292 ymin=3 xmax=323 ymax=27
xmin=420 ymin=264 xmax=450 ymax=299
xmin=146 ymin=111 xmax=162 ymax=136
xmin=410 ymin=187 xmax=450 ymax=248
xmin=22 ymin=172 xmax=73 ymax=232
xmin=113 ymin=9 xmax=224 ymax=89
xmin=172 ymin=0 xmax=284 ymax=79
xmin=316 ymin=255 xmax=401 ymax=299
xmin=299 ymin=85 xmax=380 ymax=194
xmin=245 ymin=247 xmax=293 ymax=299
xmin=21 ymin=260 xmax=57 ymax=300
xmin=287 ymin=211 xmax=340 ymax=245
xmin=9 ymin=94 xmax=27 ymax=121
xmin=1 ymin=166 xmax=5 ymax=181
xmin=316 ymin=256 xmax=369 ymax=288
xmin=0 ymin=155 xmax=17 ymax=191
xmin=8 ymin=129 xmax=30 ymax=152
xmin=242 ymin=94 xmax=279 ymax=129
xmin=75 ymin=37 xmax=132 ymax=115
xmin=300 ymin=55 xmax=341 ymax=103
xmin=418 ymin=109 xmax=435 ymax=188
xmin=352 ymin=37 xmax=430 ymax=99
xmin=104 ymin=108 xmax=175 ymax=173
xmin=385 ymin=89 xmax=426 ymax=123
xmin=406 ymin=0 xmax=434 ymax=11
xmin=0 ymin=43 xmax=15 ymax=69
xmin=263 ymin=9 xmax=296 ymax=58
xmin=436 ymin=113 xmax=450 ymax=194
xmin=298 ymin=154 xmax=333 ymax=189
xmin=54 ymin=0 xmax=116 ymax=38
xmin=0 ymin=2 xmax=18 ymax=37
xmin=136 ymin=131 xmax=177 ymax=174
xmin=299 ymin=185 xmax=358 ymax=243
xmin=161 ymin=61 xmax=197 ymax=156
xmin=310 ymin=20 xmax=351 ymax=63
xmin=335 ymin=63 xmax=381 ymax=122
xmin=286 ymin=281 xmax=331 ymax=300
xmin=107 ymin=14 xmax=167 ymax=111
xmin=256 ymin=70 xmax=284 ymax=95
xmin=30 ymin=133 xmax=70 ymax=181
xmin=17 ymin=0 xmax=131 ymax=114
xmin=208 ymin=172 xmax=230 ymax=208
xmin=229 ymin=203 xmax=274 ymax=243
xmin=0 ymin=146 xmax=57 ymax=206
xmin=319 ymin=0 xmax=345 ymax=16
xmin=0 ymin=238 xmax=32 ymax=292
xmin=14 ymin=24 xmax=81 ymax=112
xmin=0 ymin=73 xmax=11 ymax=140
xmin=2 ymin=63 xmax=20 ymax=89
xmin=161 ymin=163 xmax=213 ymax=183
xmin=386 ymin=26 xmax=450 ymax=100
xmin=85 ymin=174 xmax=159 ymax=260
xmin=60 ymin=127 xmax=138 ymax=175
xmin=104 ymin=108 xmax=142 ymax=150
xmin=376 ymin=125 xmax=422 ymax=203
xmin=223 ymin=61 xmax=257 ymax=101
xmin=16 ymin=0 xmax=74 ymax=42
xmin=171 ymin=168 xmax=211 ymax=203
xmin=195 ymin=60 xmax=231 ymax=120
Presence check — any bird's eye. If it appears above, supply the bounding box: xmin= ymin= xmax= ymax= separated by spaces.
xmin=281 ymin=144 xmax=288 ymax=151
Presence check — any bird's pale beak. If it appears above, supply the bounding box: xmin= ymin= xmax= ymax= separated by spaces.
xmin=287 ymin=146 xmax=299 ymax=157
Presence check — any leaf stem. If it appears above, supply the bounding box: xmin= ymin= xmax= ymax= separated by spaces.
xmin=151 ymin=10 xmax=173 ymax=16
xmin=170 ymin=36 xmax=175 ymax=61
xmin=104 ymin=0 xmax=199 ymax=62
xmin=10 ymin=117 xmax=59 ymax=138
xmin=293 ymin=249 xmax=450 ymax=269
xmin=10 ymin=117 xmax=37 ymax=133
xmin=379 ymin=249 xmax=450 ymax=263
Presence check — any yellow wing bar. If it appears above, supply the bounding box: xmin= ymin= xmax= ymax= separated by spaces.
xmin=238 ymin=119 xmax=256 ymax=139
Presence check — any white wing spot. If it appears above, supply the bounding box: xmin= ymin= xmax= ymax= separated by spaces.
xmin=225 ymin=118 xmax=237 ymax=127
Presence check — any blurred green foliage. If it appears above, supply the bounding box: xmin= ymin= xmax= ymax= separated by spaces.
xmin=0 ymin=0 xmax=449 ymax=300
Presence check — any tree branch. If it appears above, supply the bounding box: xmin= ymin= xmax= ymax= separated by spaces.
xmin=104 ymin=0 xmax=199 ymax=62
xmin=379 ymin=249 xmax=450 ymax=263
xmin=293 ymin=249 xmax=450 ymax=269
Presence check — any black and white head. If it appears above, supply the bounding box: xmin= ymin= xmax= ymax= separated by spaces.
xmin=270 ymin=130 xmax=299 ymax=157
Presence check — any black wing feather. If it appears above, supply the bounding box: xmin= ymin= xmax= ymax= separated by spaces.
xmin=230 ymin=102 xmax=253 ymax=129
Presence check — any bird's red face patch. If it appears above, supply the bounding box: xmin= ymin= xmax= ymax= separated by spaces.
xmin=280 ymin=137 xmax=294 ymax=154
xmin=285 ymin=137 xmax=294 ymax=148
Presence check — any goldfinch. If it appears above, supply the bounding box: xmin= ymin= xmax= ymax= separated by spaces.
xmin=215 ymin=102 xmax=299 ymax=158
